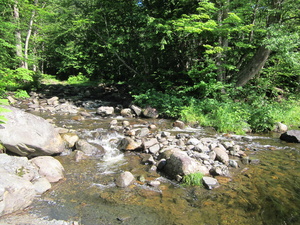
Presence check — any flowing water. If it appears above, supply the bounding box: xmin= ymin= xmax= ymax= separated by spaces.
xmin=26 ymin=112 xmax=300 ymax=225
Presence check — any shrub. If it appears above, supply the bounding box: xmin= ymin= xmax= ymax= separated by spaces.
xmin=0 ymin=68 xmax=34 ymax=91
xmin=182 ymin=172 xmax=204 ymax=186
xmin=67 ymin=73 xmax=89 ymax=84
xmin=133 ymin=89 xmax=188 ymax=118
xmin=14 ymin=89 xmax=30 ymax=99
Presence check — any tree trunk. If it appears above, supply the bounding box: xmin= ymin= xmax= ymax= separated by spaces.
xmin=216 ymin=0 xmax=229 ymax=82
xmin=13 ymin=1 xmax=25 ymax=68
xmin=235 ymin=45 xmax=271 ymax=87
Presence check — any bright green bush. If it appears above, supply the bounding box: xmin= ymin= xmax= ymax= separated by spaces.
xmin=67 ymin=73 xmax=89 ymax=84
xmin=0 ymin=68 xmax=34 ymax=92
xmin=133 ymin=89 xmax=188 ymax=118
xmin=182 ymin=172 xmax=204 ymax=186
xmin=14 ymin=89 xmax=30 ymax=99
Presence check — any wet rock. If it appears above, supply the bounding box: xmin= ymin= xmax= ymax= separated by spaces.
xmin=142 ymin=106 xmax=159 ymax=118
xmin=55 ymin=102 xmax=78 ymax=114
xmin=47 ymin=96 xmax=59 ymax=106
xmin=0 ymin=172 xmax=36 ymax=216
xmin=148 ymin=124 xmax=157 ymax=130
xmin=61 ymin=133 xmax=79 ymax=148
xmin=110 ymin=119 xmax=118 ymax=126
xmin=241 ymin=156 xmax=250 ymax=164
xmin=76 ymin=139 xmax=105 ymax=156
xmin=202 ymin=177 xmax=220 ymax=190
xmin=122 ymin=121 xmax=131 ymax=127
xmin=118 ymin=137 xmax=142 ymax=151
xmin=229 ymin=159 xmax=239 ymax=168
xmin=222 ymin=141 xmax=235 ymax=149
xmin=149 ymin=144 xmax=160 ymax=154
xmin=141 ymin=154 xmax=155 ymax=165
xmin=157 ymin=159 xmax=167 ymax=170
xmin=173 ymin=120 xmax=185 ymax=129
xmin=161 ymin=131 xmax=171 ymax=138
xmin=115 ymin=171 xmax=135 ymax=187
xmin=229 ymin=145 xmax=243 ymax=157
xmin=130 ymin=105 xmax=142 ymax=117
xmin=213 ymin=147 xmax=229 ymax=165
xmin=187 ymin=138 xmax=201 ymax=146
xmin=249 ymin=157 xmax=260 ymax=165
xmin=96 ymin=106 xmax=114 ymax=117
xmin=0 ymin=106 xmax=65 ymax=157
xmin=30 ymin=156 xmax=64 ymax=183
xmin=280 ymin=130 xmax=300 ymax=143
xmin=137 ymin=128 xmax=150 ymax=137
xmin=79 ymin=111 xmax=92 ymax=117
xmin=73 ymin=150 xmax=88 ymax=162
xmin=148 ymin=180 xmax=160 ymax=187
xmin=71 ymin=115 xmax=85 ymax=121
xmin=120 ymin=108 xmax=133 ymax=117
xmin=143 ymin=138 xmax=159 ymax=149
xmin=209 ymin=165 xmax=229 ymax=176
xmin=160 ymin=149 xmax=209 ymax=179
xmin=191 ymin=152 xmax=210 ymax=161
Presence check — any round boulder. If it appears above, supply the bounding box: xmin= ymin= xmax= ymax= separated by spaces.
xmin=30 ymin=156 xmax=64 ymax=183
xmin=0 ymin=106 xmax=65 ymax=157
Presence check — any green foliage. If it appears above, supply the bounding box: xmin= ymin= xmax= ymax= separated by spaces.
xmin=182 ymin=172 xmax=204 ymax=187
xmin=133 ymin=89 xmax=188 ymax=118
xmin=181 ymin=98 xmax=250 ymax=134
xmin=67 ymin=73 xmax=90 ymax=84
xmin=13 ymin=89 xmax=30 ymax=99
xmin=0 ymin=68 xmax=34 ymax=91
xmin=0 ymin=99 xmax=9 ymax=124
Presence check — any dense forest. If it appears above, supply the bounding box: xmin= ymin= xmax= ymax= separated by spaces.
xmin=0 ymin=0 xmax=300 ymax=133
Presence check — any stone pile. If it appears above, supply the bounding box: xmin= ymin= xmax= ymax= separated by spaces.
xmin=113 ymin=121 xmax=247 ymax=186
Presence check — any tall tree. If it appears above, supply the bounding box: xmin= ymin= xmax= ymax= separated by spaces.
xmin=234 ymin=0 xmax=300 ymax=87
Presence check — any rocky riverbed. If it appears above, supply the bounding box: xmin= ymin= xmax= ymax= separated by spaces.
xmin=1 ymin=83 xmax=300 ymax=225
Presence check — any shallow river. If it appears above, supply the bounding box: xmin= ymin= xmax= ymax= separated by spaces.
xmin=27 ymin=113 xmax=300 ymax=225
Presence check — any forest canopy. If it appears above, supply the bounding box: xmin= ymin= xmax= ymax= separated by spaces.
xmin=0 ymin=0 xmax=300 ymax=133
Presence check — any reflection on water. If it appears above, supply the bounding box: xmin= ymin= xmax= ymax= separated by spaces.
xmin=28 ymin=113 xmax=300 ymax=225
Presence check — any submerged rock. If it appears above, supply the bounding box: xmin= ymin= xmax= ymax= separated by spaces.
xmin=115 ymin=171 xmax=135 ymax=187
xmin=96 ymin=106 xmax=114 ymax=116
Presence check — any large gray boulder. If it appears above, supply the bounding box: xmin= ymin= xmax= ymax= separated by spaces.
xmin=0 ymin=172 xmax=36 ymax=216
xmin=0 ymin=154 xmax=39 ymax=181
xmin=280 ymin=130 xmax=300 ymax=143
xmin=159 ymin=149 xmax=209 ymax=179
xmin=0 ymin=106 xmax=65 ymax=157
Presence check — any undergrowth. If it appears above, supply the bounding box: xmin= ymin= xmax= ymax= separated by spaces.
xmin=182 ymin=172 xmax=204 ymax=186
xmin=133 ymin=88 xmax=300 ymax=134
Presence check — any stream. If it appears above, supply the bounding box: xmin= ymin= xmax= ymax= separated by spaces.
xmin=17 ymin=109 xmax=299 ymax=225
